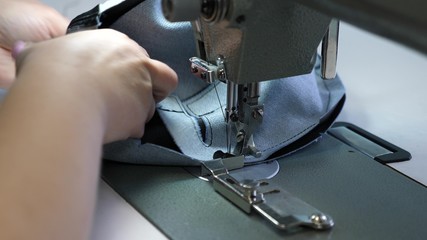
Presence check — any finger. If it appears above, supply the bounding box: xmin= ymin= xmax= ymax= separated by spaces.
xmin=42 ymin=5 xmax=70 ymax=37
xmin=146 ymin=59 xmax=178 ymax=102
xmin=11 ymin=41 xmax=34 ymax=72
xmin=0 ymin=2 xmax=69 ymax=49
xmin=11 ymin=41 xmax=27 ymax=60
xmin=0 ymin=47 xmax=14 ymax=88
xmin=0 ymin=40 xmax=31 ymax=89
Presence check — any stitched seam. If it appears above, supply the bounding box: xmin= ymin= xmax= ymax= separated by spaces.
xmin=202 ymin=115 xmax=213 ymax=147
xmin=261 ymin=70 xmax=334 ymax=152
xmin=158 ymin=96 xmax=207 ymax=144
xmin=186 ymin=82 xmax=225 ymax=116
xmin=262 ymin=123 xmax=316 ymax=152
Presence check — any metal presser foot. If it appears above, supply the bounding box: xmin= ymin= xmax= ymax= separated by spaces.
xmin=189 ymin=52 xmax=333 ymax=232
xmin=201 ymin=157 xmax=334 ymax=231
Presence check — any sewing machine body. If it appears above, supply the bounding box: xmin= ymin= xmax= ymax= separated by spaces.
xmin=163 ymin=0 xmax=340 ymax=158
xmin=188 ymin=0 xmax=331 ymax=84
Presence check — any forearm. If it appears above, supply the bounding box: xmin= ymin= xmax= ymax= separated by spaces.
xmin=0 ymin=65 xmax=107 ymax=240
xmin=0 ymin=28 xmax=177 ymax=239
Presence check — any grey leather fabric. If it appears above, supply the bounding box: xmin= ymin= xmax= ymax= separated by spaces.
xmin=101 ymin=0 xmax=346 ymax=165
xmin=157 ymin=67 xmax=344 ymax=163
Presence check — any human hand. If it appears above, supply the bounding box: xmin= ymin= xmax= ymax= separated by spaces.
xmin=13 ymin=29 xmax=178 ymax=143
xmin=0 ymin=0 xmax=69 ymax=88
xmin=1 ymin=29 xmax=177 ymax=240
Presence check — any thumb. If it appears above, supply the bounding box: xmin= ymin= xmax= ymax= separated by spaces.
xmin=0 ymin=41 xmax=35 ymax=89
xmin=0 ymin=41 xmax=30 ymax=88
xmin=12 ymin=40 xmax=35 ymax=72
xmin=12 ymin=41 xmax=29 ymax=60
xmin=0 ymin=47 xmax=14 ymax=88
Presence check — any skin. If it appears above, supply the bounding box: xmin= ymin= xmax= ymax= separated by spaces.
xmin=0 ymin=0 xmax=69 ymax=88
xmin=0 ymin=1 xmax=178 ymax=239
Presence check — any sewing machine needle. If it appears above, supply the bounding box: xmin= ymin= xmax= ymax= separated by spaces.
xmin=226 ymin=81 xmax=238 ymax=154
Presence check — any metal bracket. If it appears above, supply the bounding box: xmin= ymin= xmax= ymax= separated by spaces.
xmin=321 ymin=19 xmax=340 ymax=80
xmin=190 ymin=56 xmax=227 ymax=83
xmin=201 ymin=159 xmax=334 ymax=231
xmin=328 ymin=122 xmax=411 ymax=163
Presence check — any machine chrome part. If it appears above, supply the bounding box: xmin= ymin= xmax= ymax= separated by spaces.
xmin=234 ymin=83 xmax=263 ymax=157
xmin=162 ymin=0 xmax=332 ymax=84
xmin=225 ymin=81 xmax=238 ymax=154
xmin=163 ymin=0 xmax=331 ymax=159
xmin=190 ymin=57 xmax=218 ymax=83
xmin=200 ymin=0 xmax=229 ymax=24
xmin=161 ymin=0 xmax=201 ymax=22
xmin=321 ymin=19 xmax=340 ymax=80
xmin=189 ymin=56 xmax=228 ymax=83
xmin=218 ymin=55 xmax=238 ymax=155
xmin=201 ymin=160 xmax=334 ymax=231
xmin=162 ymin=0 xmax=229 ymax=23
xmin=189 ymin=56 xmax=262 ymax=158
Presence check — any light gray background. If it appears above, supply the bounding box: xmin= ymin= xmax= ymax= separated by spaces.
xmin=39 ymin=0 xmax=427 ymax=239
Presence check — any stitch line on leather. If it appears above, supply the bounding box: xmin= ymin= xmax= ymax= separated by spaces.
xmin=190 ymin=116 xmax=212 ymax=147
xmin=158 ymin=96 xmax=206 ymax=144
xmin=181 ymin=101 xmax=217 ymax=146
xmin=186 ymin=82 xmax=226 ymax=116
xmin=191 ymin=110 xmax=215 ymax=147
xmin=157 ymin=107 xmax=184 ymax=113
xmin=169 ymin=90 xmax=220 ymax=119
xmin=156 ymin=95 xmax=183 ymax=112
xmin=186 ymin=81 xmax=219 ymax=105
xmin=261 ymin=123 xmax=317 ymax=153
xmin=201 ymin=115 xmax=213 ymax=146
xmin=260 ymin=68 xmax=340 ymax=155
xmin=187 ymin=104 xmax=224 ymax=117
xmin=183 ymin=102 xmax=219 ymax=118
xmin=191 ymin=114 xmax=214 ymax=147
xmin=159 ymin=95 xmax=215 ymax=147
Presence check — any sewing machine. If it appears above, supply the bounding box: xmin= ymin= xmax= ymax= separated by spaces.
xmin=65 ymin=0 xmax=427 ymax=239
xmin=160 ymin=0 xmax=426 ymax=158
xmin=162 ymin=0 xmax=338 ymax=159
xmin=157 ymin=0 xmax=342 ymax=230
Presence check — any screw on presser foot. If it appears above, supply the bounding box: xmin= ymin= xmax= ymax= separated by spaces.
xmin=309 ymin=213 xmax=334 ymax=230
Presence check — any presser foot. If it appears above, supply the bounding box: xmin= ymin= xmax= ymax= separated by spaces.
xmin=201 ymin=158 xmax=334 ymax=231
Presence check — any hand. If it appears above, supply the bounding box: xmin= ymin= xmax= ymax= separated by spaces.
xmin=14 ymin=29 xmax=178 ymax=142
xmin=0 ymin=29 xmax=177 ymax=240
xmin=0 ymin=0 xmax=69 ymax=88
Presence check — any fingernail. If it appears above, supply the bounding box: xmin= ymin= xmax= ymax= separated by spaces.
xmin=12 ymin=41 xmax=26 ymax=59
